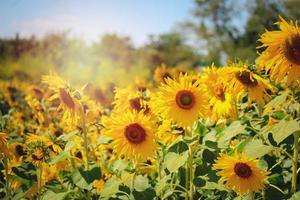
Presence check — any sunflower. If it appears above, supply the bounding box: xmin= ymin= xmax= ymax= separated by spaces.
xmin=153 ymin=64 xmax=175 ymax=84
xmin=156 ymin=119 xmax=184 ymax=145
xmin=102 ymin=111 xmax=157 ymax=162
xmin=113 ymin=86 xmax=150 ymax=115
xmin=201 ymin=67 xmax=237 ymax=121
xmin=0 ymin=132 xmax=11 ymax=158
xmin=25 ymin=134 xmax=54 ymax=166
xmin=222 ymin=66 xmax=274 ymax=106
xmin=257 ymin=16 xmax=300 ymax=86
xmin=151 ymin=74 xmax=209 ymax=127
xmin=213 ymin=153 xmax=269 ymax=195
xmin=42 ymin=72 xmax=80 ymax=125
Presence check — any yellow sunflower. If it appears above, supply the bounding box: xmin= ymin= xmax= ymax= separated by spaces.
xmin=153 ymin=64 xmax=175 ymax=84
xmin=257 ymin=16 xmax=300 ymax=86
xmin=222 ymin=66 xmax=274 ymax=106
xmin=213 ymin=153 xmax=269 ymax=195
xmin=156 ymin=119 xmax=184 ymax=145
xmin=201 ymin=67 xmax=237 ymax=121
xmin=25 ymin=134 xmax=56 ymax=166
xmin=42 ymin=72 xmax=80 ymax=125
xmin=102 ymin=111 xmax=157 ymax=162
xmin=113 ymin=86 xmax=150 ymax=114
xmin=151 ymin=74 xmax=209 ymax=127
xmin=0 ymin=132 xmax=11 ymax=158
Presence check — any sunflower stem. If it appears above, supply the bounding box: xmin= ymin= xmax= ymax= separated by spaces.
xmin=188 ymin=145 xmax=194 ymax=200
xmin=81 ymin=108 xmax=89 ymax=170
xmin=4 ymin=157 xmax=10 ymax=199
xmin=291 ymin=131 xmax=299 ymax=194
xmin=38 ymin=164 xmax=43 ymax=200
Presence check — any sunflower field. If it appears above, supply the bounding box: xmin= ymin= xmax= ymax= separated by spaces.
xmin=0 ymin=17 xmax=300 ymax=200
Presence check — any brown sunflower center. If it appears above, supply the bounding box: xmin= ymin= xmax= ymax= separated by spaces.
xmin=284 ymin=35 xmax=300 ymax=65
xmin=214 ymin=85 xmax=225 ymax=101
xmin=124 ymin=123 xmax=146 ymax=144
xmin=236 ymin=71 xmax=258 ymax=87
xmin=234 ymin=162 xmax=252 ymax=178
xmin=129 ymin=98 xmax=142 ymax=112
xmin=32 ymin=148 xmax=45 ymax=161
xmin=59 ymin=88 xmax=75 ymax=109
xmin=176 ymin=90 xmax=195 ymax=110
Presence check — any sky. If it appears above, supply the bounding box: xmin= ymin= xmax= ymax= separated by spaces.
xmin=0 ymin=0 xmax=194 ymax=45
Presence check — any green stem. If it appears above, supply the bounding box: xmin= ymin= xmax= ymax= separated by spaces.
xmin=4 ymin=157 xmax=10 ymax=199
xmin=131 ymin=173 xmax=136 ymax=194
xmin=188 ymin=146 xmax=194 ymax=200
xmin=38 ymin=164 xmax=43 ymax=200
xmin=81 ymin=108 xmax=89 ymax=170
xmin=292 ymin=132 xmax=299 ymax=194
xmin=185 ymin=163 xmax=189 ymax=200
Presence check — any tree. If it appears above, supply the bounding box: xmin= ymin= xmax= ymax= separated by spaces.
xmin=184 ymin=0 xmax=300 ymax=65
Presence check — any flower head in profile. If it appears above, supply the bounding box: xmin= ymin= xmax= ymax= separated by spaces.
xmin=257 ymin=16 xmax=300 ymax=86
xmin=42 ymin=72 xmax=80 ymax=125
xmin=213 ymin=153 xmax=269 ymax=195
xmin=201 ymin=66 xmax=237 ymax=122
xmin=221 ymin=65 xmax=274 ymax=106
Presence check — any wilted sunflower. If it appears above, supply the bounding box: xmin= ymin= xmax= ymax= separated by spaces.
xmin=257 ymin=16 xmax=300 ymax=86
xmin=201 ymin=67 xmax=237 ymax=121
xmin=42 ymin=72 xmax=80 ymax=125
xmin=102 ymin=111 xmax=157 ymax=162
xmin=213 ymin=153 xmax=269 ymax=195
xmin=222 ymin=66 xmax=274 ymax=106
xmin=151 ymin=74 xmax=209 ymax=127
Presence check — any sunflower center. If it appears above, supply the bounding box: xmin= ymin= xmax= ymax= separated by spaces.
xmin=284 ymin=35 xmax=300 ymax=65
xmin=214 ymin=85 xmax=225 ymax=101
xmin=234 ymin=162 xmax=252 ymax=178
xmin=129 ymin=98 xmax=142 ymax=112
xmin=124 ymin=123 xmax=146 ymax=144
xmin=59 ymin=88 xmax=75 ymax=109
xmin=176 ymin=90 xmax=195 ymax=110
xmin=236 ymin=71 xmax=258 ymax=87
xmin=32 ymin=148 xmax=45 ymax=161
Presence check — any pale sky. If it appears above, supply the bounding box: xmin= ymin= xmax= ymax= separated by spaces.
xmin=0 ymin=0 xmax=194 ymax=45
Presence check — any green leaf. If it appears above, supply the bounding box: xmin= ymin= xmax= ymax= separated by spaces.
xmin=134 ymin=175 xmax=150 ymax=192
xmin=268 ymin=174 xmax=284 ymax=186
xmin=155 ymin=176 xmax=168 ymax=195
xmin=193 ymin=177 xmax=206 ymax=187
xmin=100 ymin=178 xmax=122 ymax=199
xmin=264 ymin=91 xmax=288 ymax=113
xmin=132 ymin=188 xmax=156 ymax=200
xmin=267 ymin=119 xmax=300 ymax=144
xmin=48 ymin=151 xmax=70 ymax=165
xmin=168 ymin=140 xmax=188 ymax=153
xmin=164 ymin=152 xmax=188 ymax=173
xmin=42 ymin=190 xmax=70 ymax=200
xmin=244 ymin=139 xmax=273 ymax=158
xmin=290 ymin=191 xmax=300 ymax=200
xmin=202 ymin=149 xmax=215 ymax=164
xmin=218 ymin=121 xmax=246 ymax=148
xmin=72 ymin=166 xmax=101 ymax=190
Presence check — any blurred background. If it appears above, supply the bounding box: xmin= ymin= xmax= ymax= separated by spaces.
xmin=0 ymin=0 xmax=299 ymax=87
